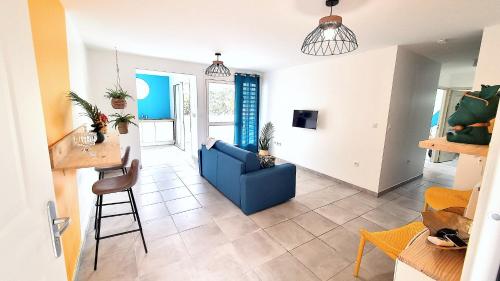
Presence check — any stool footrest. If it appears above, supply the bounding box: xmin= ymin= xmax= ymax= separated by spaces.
xmin=98 ymin=229 xmax=140 ymax=240
xmin=101 ymin=212 xmax=135 ymax=219
xmin=97 ymin=201 xmax=131 ymax=206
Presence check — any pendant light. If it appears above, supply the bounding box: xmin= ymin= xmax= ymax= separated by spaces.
xmin=205 ymin=52 xmax=231 ymax=77
xmin=301 ymin=0 xmax=358 ymax=56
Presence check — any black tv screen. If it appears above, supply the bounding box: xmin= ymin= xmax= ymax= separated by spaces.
xmin=292 ymin=110 xmax=318 ymax=129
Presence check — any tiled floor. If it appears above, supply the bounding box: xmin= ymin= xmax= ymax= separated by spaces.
xmin=76 ymin=146 xmax=455 ymax=281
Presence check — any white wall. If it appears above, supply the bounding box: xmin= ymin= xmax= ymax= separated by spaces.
xmin=438 ymin=65 xmax=475 ymax=89
xmin=86 ymin=48 xmax=260 ymax=162
xmin=378 ymin=48 xmax=441 ymax=192
xmin=261 ymin=46 xmax=399 ymax=193
xmin=65 ymin=14 xmax=97 ymax=239
xmin=462 ymin=23 xmax=500 ymax=281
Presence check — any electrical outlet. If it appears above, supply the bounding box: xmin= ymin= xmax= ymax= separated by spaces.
xmin=372 ymin=123 xmax=378 ymax=128
xmin=354 ymin=162 xmax=360 ymax=167
xmin=406 ymin=160 xmax=411 ymax=164
xmin=274 ymin=141 xmax=282 ymax=146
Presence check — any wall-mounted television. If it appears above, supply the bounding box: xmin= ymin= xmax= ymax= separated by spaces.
xmin=292 ymin=110 xmax=318 ymax=129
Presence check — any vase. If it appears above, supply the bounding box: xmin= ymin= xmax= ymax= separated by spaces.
xmin=91 ymin=123 xmax=106 ymax=144
xmin=259 ymin=149 xmax=270 ymax=156
xmin=117 ymin=122 xmax=129 ymax=134
xmin=111 ymin=98 xmax=127 ymax=109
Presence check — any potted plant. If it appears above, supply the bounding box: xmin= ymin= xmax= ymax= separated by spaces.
xmin=105 ymin=85 xmax=133 ymax=109
xmin=110 ymin=113 xmax=138 ymax=134
xmin=68 ymin=91 xmax=107 ymax=143
xmin=258 ymin=122 xmax=275 ymax=156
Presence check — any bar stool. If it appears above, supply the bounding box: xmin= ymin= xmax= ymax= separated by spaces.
xmin=92 ymin=159 xmax=148 ymax=270
xmin=94 ymin=146 xmax=135 ymax=229
xmin=95 ymin=146 xmax=131 ymax=179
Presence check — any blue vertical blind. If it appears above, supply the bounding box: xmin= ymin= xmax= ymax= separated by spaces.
xmin=234 ymin=73 xmax=260 ymax=152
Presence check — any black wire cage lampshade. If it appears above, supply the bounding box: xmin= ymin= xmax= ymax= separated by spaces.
xmin=301 ymin=0 xmax=358 ymax=56
xmin=205 ymin=52 xmax=231 ymax=77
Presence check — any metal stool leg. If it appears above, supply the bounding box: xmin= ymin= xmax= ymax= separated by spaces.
xmin=94 ymin=195 xmax=99 ymax=230
xmin=94 ymin=195 xmax=103 ymax=270
xmin=127 ymin=189 xmax=137 ymax=221
xmin=129 ymin=189 xmax=148 ymax=253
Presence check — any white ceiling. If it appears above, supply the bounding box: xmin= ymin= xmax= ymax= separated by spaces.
xmin=61 ymin=0 xmax=500 ymax=72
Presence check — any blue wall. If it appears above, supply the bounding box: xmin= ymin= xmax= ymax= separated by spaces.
xmin=137 ymin=73 xmax=171 ymax=119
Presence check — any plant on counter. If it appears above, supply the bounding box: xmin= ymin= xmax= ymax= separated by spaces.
xmin=110 ymin=113 xmax=138 ymax=134
xmin=68 ymin=91 xmax=108 ymax=143
xmin=105 ymin=85 xmax=133 ymax=109
xmin=258 ymin=122 xmax=275 ymax=156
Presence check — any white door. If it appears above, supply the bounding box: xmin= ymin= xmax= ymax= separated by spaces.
xmin=432 ymin=90 xmax=463 ymax=162
xmin=174 ymin=84 xmax=185 ymax=150
xmin=0 ymin=1 xmax=67 ymax=280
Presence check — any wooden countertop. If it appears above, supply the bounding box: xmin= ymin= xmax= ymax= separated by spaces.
xmin=49 ymin=126 xmax=122 ymax=170
xmin=419 ymin=137 xmax=488 ymax=157
xmin=398 ymin=230 xmax=466 ymax=281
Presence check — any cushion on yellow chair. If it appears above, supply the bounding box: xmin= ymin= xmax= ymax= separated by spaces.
xmin=424 ymin=187 xmax=472 ymax=210
xmin=360 ymin=221 xmax=426 ymax=260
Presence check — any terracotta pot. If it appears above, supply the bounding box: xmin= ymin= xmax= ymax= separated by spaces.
xmin=117 ymin=122 xmax=129 ymax=134
xmin=111 ymin=98 xmax=127 ymax=109
xmin=100 ymin=125 xmax=108 ymax=134
xmin=258 ymin=149 xmax=270 ymax=156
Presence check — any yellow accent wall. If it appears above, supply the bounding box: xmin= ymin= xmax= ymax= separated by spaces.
xmin=28 ymin=0 xmax=81 ymax=280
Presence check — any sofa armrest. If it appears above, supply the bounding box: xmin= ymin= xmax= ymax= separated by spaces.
xmin=239 ymin=163 xmax=296 ymax=214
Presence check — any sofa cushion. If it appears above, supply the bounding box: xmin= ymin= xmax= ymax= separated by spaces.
xmin=200 ymin=146 xmax=218 ymax=185
xmin=216 ymin=153 xmax=244 ymax=206
xmin=213 ymin=141 xmax=260 ymax=173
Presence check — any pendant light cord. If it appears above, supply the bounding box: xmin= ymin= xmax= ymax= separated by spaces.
xmin=115 ymin=47 xmax=121 ymax=86
xmin=330 ymin=5 xmax=333 ymax=16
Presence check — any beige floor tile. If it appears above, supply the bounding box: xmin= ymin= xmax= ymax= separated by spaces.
xmin=160 ymin=186 xmax=192 ymax=201
xmin=152 ymin=172 xmax=178 ymax=182
xmin=232 ymin=230 xmax=286 ymax=268
xmin=291 ymin=239 xmax=351 ymax=280
xmin=136 ymin=182 xmax=159 ymax=194
xmin=255 ymin=253 xmax=319 ymax=281
xmin=171 ymin=208 xmax=214 ymax=232
xmin=249 ymin=208 xmax=288 ymax=228
xmin=361 ymin=204 xmax=419 ymax=230
xmin=319 ymin=227 xmax=374 ymax=262
xmin=296 ymin=187 xmax=351 ymax=209
xmin=389 ymin=195 xmax=424 ymax=212
xmin=216 ymin=213 xmax=260 ymax=241
xmin=139 ymin=202 xmax=170 ymax=221
xmin=155 ymin=178 xmax=185 ymax=190
xmin=165 ymin=196 xmax=201 ymax=214
xmin=81 ymin=231 xmax=139 ymax=265
xmin=293 ymin=211 xmax=338 ymax=236
xmin=186 ymin=182 xmax=216 ymax=195
xmin=346 ymin=192 xmax=399 ymax=209
xmin=315 ymin=204 xmax=358 ymax=225
xmin=204 ymin=201 xmax=243 ymax=220
xmin=137 ymin=191 xmax=163 ymax=206
xmin=342 ymin=217 xmax=386 ymax=235
xmin=357 ymin=248 xmax=395 ymax=277
xmin=270 ymin=200 xmax=311 ymax=219
xmin=135 ymin=234 xmax=190 ymax=277
xmin=180 ymin=175 xmax=207 ymax=185
xmin=142 ymin=216 xmax=178 ymax=242
xmin=191 ymin=243 xmax=249 ymax=280
xmin=333 ymin=196 xmax=374 ymax=216
xmin=296 ymin=181 xmax=326 ymax=196
xmin=180 ymin=223 xmax=230 ymax=255
xmin=78 ymin=247 xmax=138 ymax=281
xmin=138 ymin=175 xmax=155 ymax=185
xmin=194 ymin=190 xmax=228 ymax=206
xmin=265 ymin=220 xmax=314 ymax=250
xmin=138 ymin=257 xmax=195 ymax=281
xmin=328 ymin=263 xmax=393 ymax=281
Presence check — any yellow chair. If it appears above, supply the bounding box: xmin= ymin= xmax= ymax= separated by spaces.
xmin=422 ymin=187 xmax=472 ymax=211
xmin=353 ymin=222 xmax=426 ymax=277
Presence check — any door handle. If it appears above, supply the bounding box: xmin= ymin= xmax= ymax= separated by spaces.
xmin=47 ymin=201 xmax=71 ymax=258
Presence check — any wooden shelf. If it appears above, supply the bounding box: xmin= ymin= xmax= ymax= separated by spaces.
xmin=419 ymin=137 xmax=488 ymax=157
xmin=49 ymin=126 xmax=122 ymax=170
xmin=398 ymin=230 xmax=465 ymax=281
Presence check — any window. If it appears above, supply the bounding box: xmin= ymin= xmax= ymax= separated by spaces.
xmin=207 ymin=81 xmax=235 ymax=143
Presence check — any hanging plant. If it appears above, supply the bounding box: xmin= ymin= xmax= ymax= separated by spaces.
xmin=110 ymin=113 xmax=138 ymax=134
xmin=105 ymin=85 xmax=133 ymax=109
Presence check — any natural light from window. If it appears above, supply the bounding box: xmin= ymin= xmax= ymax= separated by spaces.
xmin=208 ymin=81 xmax=235 ymax=143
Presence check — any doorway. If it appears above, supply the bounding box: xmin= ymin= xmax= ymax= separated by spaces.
xmin=428 ymin=88 xmax=468 ymax=163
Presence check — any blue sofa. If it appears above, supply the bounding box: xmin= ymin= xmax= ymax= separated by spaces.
xmin=198 ymin=141 xmax=296 ymax=215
